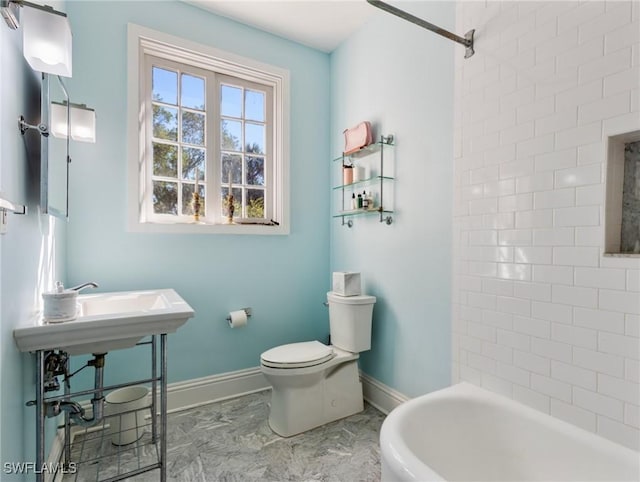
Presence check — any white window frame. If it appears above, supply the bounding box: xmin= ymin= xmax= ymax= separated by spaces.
xmin=127 ymin=24 xmax=290 ymax=234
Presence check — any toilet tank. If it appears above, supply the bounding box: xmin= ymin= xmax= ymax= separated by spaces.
xmin=327 ymin=291 xmax=376 ymax=352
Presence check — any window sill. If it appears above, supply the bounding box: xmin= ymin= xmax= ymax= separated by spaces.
xmin=127 ymin=220 xmax=289 ymax=235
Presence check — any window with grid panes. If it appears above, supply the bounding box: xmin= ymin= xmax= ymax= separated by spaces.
xmin=129 ymin=25 xmax=289 ymax=234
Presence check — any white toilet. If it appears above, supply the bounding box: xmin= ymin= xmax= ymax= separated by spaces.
xmin=260 ymin=291 xmax=376 ymax=437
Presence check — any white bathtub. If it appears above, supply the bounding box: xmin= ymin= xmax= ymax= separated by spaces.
xmin=380 ymin=383 xmax=639 ymax=481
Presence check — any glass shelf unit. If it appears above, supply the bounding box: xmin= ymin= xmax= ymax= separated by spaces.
xmin=333 ymin=135 xmax=394 ymax=227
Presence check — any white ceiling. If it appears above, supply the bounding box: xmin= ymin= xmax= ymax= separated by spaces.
xmin=184 ymin=0 xmax=376 ymax=52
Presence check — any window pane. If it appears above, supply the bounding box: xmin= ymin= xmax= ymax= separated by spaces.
xmin=152 ymin=67 xmax=177 ymax=104
xmin=221 ymin=120 xmax=242 ymax=151
xmin=221 ymin=153 xmax=242 ymax=184
xmin=182 ymin=147 xmax=205 ymax=180
xmin=182 ymin=110 xmax=205 ymax=145
xmin=221 ymin=187 xmax=242 ymax=218
xmin=182 ymin=183 xmax=205 ymax=216
xmin=181 ymin=74 xmax=205 ymax=110
xmin=221 ymin=85 xmax=242 ymax=118
xmin=245 ymin=90 xmax=264 ymax=122
xmin=153 ymin=143 xmax=178 ymax=178
xmin=153 ymin=181 xmax=177 ymax=214
xmin=245 ymin=155 xmax=264 ymax=186
xmin=153 ymin=104 xmax=178 ymax=141
xmin=245 ymin=123 xmax=264 ymax=154
xmin=247 ymin=189 xmax=265 ymax=218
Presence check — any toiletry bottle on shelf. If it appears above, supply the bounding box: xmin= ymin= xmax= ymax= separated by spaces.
xmin=353 ymin=165 xmax=364 ymax=182
xmin=362 ymin=191 xmax=369 ymax=209
xmin=351 ymin=193 xmax=356 ymax=210
xmin=367 ymin=191 xmax=375 ymax=210
xmin=343 ymin=165 xmax=353 ymax=185
xmin=357 ymin=194 xmax=363 ymax=209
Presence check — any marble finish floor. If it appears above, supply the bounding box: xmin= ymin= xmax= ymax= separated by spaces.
xmin=66 ymin=390 xmax=386 ymax=481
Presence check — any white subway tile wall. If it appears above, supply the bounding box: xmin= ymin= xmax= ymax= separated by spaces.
xmin=453 ymin=1 xmax=640 ymax=450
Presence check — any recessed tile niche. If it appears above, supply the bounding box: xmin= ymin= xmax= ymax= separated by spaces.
xmin=605 ymin=130 xmax=640 ymax=255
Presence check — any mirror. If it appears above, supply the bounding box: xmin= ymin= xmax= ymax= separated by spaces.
xmin=41 ymin=73 xmax=70 ymax=218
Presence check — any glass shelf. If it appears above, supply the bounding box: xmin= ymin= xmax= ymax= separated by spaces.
xmin=333 ymin=208 xmax=394 ymax=219
xmin=332 ymin=139 xmax=394 ymax=163
xmin=332 ymin=175 xmax=394 ymax=190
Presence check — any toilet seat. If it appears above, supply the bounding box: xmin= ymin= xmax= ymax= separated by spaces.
xmin=261 ymin=341 xmax=335 ymax=369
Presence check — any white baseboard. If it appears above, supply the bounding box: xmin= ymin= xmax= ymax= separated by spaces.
xmin=165 ymin=366 xmax=270 ymax=413
xmin=165 ymin=367 xmax=409 ymax=415
xmin=166 ymin=367 xmax=409 ymax=415
xmin=360 ymin=371 xmax=409 ymax=414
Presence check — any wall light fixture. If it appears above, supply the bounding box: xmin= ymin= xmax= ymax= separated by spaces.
xmin=1 ymin=0 xmax=72 ymax=77
xmin=50 ymin=101 xmax=96 ymax=143
xmin=18 ymin=76 xmax=95 ymax=143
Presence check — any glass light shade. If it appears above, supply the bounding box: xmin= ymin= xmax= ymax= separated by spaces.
xmin=51 ymin=102 xmax=96 ymax=143
xmin=21 ymin=6 xmax=72 ymax=77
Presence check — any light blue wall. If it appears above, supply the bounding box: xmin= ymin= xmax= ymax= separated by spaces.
xmin=64 ymin=1 xmax=331 ymax=385
xmin=329 ymin=2 xmax=454 ymax=397
xmin=1 ymin=13 xmax=66 ymax=479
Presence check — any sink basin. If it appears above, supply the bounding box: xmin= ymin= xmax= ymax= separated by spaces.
xmin=78 ymin=292 xmax=171 ymax=317
xmin=14 ymin=289 xmax=195 ymax=355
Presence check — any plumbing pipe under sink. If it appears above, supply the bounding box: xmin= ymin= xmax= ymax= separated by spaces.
xmin=29 ymin=353 xmax=106 ymax=428
xmin=58 ymin=354 xmax=106 ymax=427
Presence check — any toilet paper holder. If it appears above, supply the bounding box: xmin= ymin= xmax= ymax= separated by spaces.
xmin=226 ymin=307 xmax=252 ymax=323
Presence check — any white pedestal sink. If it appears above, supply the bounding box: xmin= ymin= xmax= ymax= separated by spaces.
xmin=13 ymin=289 xmax=194 ymax=355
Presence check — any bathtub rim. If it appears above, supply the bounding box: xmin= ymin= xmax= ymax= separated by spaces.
xmin=380 ymin=382 xmax=639 ymax=482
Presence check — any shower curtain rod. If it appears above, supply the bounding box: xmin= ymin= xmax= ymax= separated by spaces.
xmin=366 ymin=0 xmax=475 ymax=59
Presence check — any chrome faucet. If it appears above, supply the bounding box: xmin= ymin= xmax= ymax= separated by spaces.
xmin=70 ymin=281 xmax=99 ymax=292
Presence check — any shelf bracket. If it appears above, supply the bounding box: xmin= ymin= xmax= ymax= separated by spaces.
xmin=366 ymin=0 xmax=475 ymax=59
xmin=0 ymin=195 xmax=27 ymax=215
xmin=0 ymin=194 xmax=26 ymax=235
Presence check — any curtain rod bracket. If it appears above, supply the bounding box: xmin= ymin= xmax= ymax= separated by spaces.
xmin=367 ymin=0 xmax=475 ymax=59
xmin=464 ymin=29 xmax=475 ymax=59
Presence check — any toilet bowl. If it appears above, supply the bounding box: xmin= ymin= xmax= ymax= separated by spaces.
xmin=260 ymin=292 xmax=376 ymax=437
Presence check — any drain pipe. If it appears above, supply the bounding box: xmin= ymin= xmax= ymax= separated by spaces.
xmin=59 ymin=354 xmax=105 ymax=427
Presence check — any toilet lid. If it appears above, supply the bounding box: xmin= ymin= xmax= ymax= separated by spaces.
xmin=261 ymin=341 xmax=334 ymax=369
